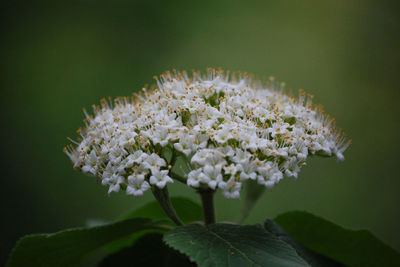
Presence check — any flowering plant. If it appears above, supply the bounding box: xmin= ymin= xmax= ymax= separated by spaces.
xmin=9 ymin=70 xmax=400 ymax=267
xmin=64 ymin=69 xmax=349 ymax=225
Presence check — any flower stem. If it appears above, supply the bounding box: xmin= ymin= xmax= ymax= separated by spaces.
xmin=170 ymin=171 xmax=187 ymax=184
xmin=198 ymin=189 xmax=216 ymax=225
xmin=151 ymin=186 xmax=183 ymax=226
xmin=236 ymin=180 xmax=265 ymax=224
xmin=169 ymin=149 xmax=178 ymax=167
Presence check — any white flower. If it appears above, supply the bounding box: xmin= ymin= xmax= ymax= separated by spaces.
xmin=223 ymin=164 xmax=237 ymax=175
xmin=107 ymin=174 xmax=125 ymax=194
xmin=214 ymin=128 xmax=233 ymax=144
xmin=257 ymin=161 xmax=283 ymax=187
xmin=254 ymin=107 xmax=274 ymax=122
xmin=174 ymin=134 xmax=195 ymax=156
xmin=191 ymin=149 xmax=213 ymax=165
xmin=283 ymin=157 xmax=302 ymax=178
xmin=200 ymin=149 xmax=226 ymax=167
xmin=149 ymin=169 xmax=173 ymax=189
xmin=200 ymin=165 xmax=223 ymax=189
xmin=217 ymin=146 xmax=235 ymax=157
xmin=119 ymin=130 xmax=137 ymax=147
xmin=127 ymin=175 xmax=150 ymax=196
xmin=193 ymin=133 xmax=209 ymax=149
xmin=66 ymin=68 xmax=350 ymax=198
xmin=109 ymin=147 xmax=127 ymax=165
xmin=187 ymin=169 xmax=203 ymax=188
xmin=142 ymin=153 xmax=166 ymax=173
xmin=219 ymin=178 xmax=241 ymax=199
xmin=240 ymin=132 xmax=259 ymax=151
xmin=237 ymin=163 xmax=257 ymax=180
xmin=269 ymin=122 xmax=289 ymax=138
xmin=125 ymin=150 xmax=147 ymax=167
xmin=82 ymin=150 xmax=100 ymax=175
xmin=64 ymin=146 xmax=81 ymax=168
xmin=231 ymin=149 xmax=252 ymax=164
xmin=143 ymin=125 xmax=171 ymax=147
xmin=101 ymin=162 xmax=122 ymax=183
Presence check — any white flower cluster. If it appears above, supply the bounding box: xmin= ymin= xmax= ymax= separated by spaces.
xmin=65 ymin=69 xmax=350 ymax=199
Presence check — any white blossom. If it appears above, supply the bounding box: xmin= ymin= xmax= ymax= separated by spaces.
xmin=65 ymin=69 xmax=350 ymax=198
xmin=126 ymin=175 xmax=150 ymax=196
xmin=201 ymin=165 xmax=223 ymax=189
xmin=191 ymin=149 xmax=213 ymax=165
xmin=237 ymin=163 xmax=257 ymax=180
xmin=223 ymin=164 xmax=238 ymax=176
xmin=219 ymin=178 xmax=242 ymax=199
xmin=107 ymin=174 xmax=124 ymax=194
xmin=174 ymin=134 xmax=195 ymax=156
xmin=214 ymin=128 xmax=233 ymax=144
xmin=81 ymin=150 xmax=99 ymax=175
xmin=149 ymin=169 xmax=173 ymax=189
xmin=187 ymin=169 xmax=203 ymax=188
xmin=142 ymin=153 xmax=166 ymax=173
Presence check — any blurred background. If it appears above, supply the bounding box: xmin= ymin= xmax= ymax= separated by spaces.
xmin=2 ymin=0 xmax=399 ymax=264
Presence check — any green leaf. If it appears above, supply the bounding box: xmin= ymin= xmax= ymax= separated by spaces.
xmin=104 ymin=197 xmax=202 ymax=254
xmin=7 ymin=218 xmax=165 ymax=267
xmin=264 ymin=219 xmax=343 ymax=267
xmin=274 ymin=211 xmax=400 ymax=267
xmin=120 ymin=196 xmax=202 ymax=224
xmin=99 ymin=233 xmax=195 ymax=267
xmin=163 ymin=223 xmax=309 ymax=267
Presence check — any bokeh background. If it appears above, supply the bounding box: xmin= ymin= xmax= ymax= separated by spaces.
xmin=2 ymin=0 xmax=399 ymax=264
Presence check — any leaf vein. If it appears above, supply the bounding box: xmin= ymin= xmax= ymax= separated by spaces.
xmin=208 ymin=227 xmax=260 ymax=266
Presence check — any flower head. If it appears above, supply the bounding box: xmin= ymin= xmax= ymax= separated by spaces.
xmin=65 ymin=68 xmax=350 ymax=199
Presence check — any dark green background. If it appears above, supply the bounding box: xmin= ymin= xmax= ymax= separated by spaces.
xmin=2 ymin=1 xmax=399 ymax=264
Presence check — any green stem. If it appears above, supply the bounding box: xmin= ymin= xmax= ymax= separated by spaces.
xmin=236 ymin=200 xmax=253 ymax=224
xmin=169 ymin=149 xmax=178 ymax=167
xmin=236 ymin=180 xmax=265 ymax=224
xmin=151 ymin=186 xmax=183 ymax=226
xmin=170 ymin=171 xmax=187 ymax=184
xmin=198 ymin=189 xmax=216 ymax=225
